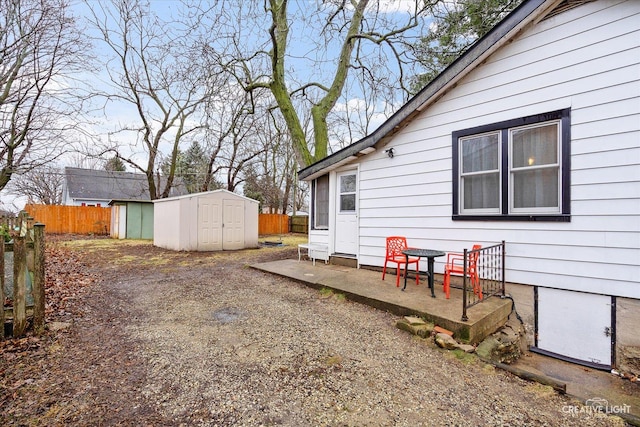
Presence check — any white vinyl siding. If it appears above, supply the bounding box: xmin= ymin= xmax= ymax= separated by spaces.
xmin=354 ymin=0 xmax=639 ymax=298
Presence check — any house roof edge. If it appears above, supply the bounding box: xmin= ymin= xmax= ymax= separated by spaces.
xmin=298 ymin=0 xmax=554 ymax=181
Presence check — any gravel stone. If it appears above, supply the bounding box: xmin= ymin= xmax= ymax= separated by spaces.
xmin=6 ymin=238 xmax=625 ymax=426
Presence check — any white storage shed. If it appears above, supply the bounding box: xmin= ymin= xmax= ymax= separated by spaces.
xmin=153 ymin=189 xmax=259 ymax=251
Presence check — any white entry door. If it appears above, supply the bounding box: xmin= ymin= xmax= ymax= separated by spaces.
xmin=222 ymin=199 xmax=244 ymax=250
xmin=334 ymin=171 xmax=358 ymax=255
xmin=115 ymin=205 xmax=127 ymax=239
xmin=535 ymin=288 xmax=613 ymax=369
xmin=198 ymin=198 xmax=223 ymax=251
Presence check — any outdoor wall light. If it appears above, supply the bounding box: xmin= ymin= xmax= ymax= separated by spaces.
xmin=385 ymin=148 xmax=394 ymax=158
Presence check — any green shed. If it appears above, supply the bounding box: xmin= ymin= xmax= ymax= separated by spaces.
xmin=109 ymin=200 xmax=154 ymax=240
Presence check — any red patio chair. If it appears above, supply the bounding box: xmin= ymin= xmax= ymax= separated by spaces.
xmin=443 ymin=244 xmax=482 ymax=299
xmin=382 ymin=236 xmax=420 ymax=287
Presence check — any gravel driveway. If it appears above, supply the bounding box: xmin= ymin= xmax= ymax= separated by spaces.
xmin=1 ymin=237 xmax=627 ymax=426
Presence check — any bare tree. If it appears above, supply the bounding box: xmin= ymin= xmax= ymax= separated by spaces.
xmin=8 ymin=166 xmax=64 ymax=205
xmin=261 ymin=111 xmax=298 ymax=214
xmin=199 ymin=84 xmax=267 ymax=193
xmin=68 ymin=152 xmax=102 ymax=170
xmin=204 ymin=0 xmax=433 ymax=167
xmin=0 ymin=0 xmax=90 ymax=191
xmin=87 ymin=0 xmax=220 ymax=199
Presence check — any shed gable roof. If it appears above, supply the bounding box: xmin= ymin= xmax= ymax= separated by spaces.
xmin=152 ymin=188 xmax=259 ymax=204
xmin=298 ymin=0 xmax=593 ymax=181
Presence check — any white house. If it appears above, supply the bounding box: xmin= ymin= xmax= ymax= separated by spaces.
xmin=298 ymin=0 xmax=639 ymax=373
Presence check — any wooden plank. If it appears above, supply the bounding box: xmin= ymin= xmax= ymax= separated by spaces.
xmin=0 ymin=239 xmax=4 ymax=339
xmin=12 ymin=236 xmax=26 ymax=337
xmin=24 ymin=204 xmax=111 ymax=235
xmin=290 ymin=216 xmax=308 ymax=234
xmin=33 ymin=224 xmax=45 ymax=334
xmin=258 ymin=214 xmax=290 ymax=235
xmin=491 ymin=361 xmax=567 ymax=394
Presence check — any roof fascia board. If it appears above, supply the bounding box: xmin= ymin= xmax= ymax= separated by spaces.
xmin=298 ymin=0 xmax=552 ymax=181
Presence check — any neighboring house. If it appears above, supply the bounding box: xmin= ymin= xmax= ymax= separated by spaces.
xmin=299 ymin=0 xmax=639 ymax=373
xmin=62 ymin=167 xmax=187 ymax=206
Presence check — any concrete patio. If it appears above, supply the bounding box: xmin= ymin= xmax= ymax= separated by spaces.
xmin=252 ymin=258 xmax=512 ymax=344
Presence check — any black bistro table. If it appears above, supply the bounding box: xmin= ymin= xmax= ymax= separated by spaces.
xmin=401 ymin=249 xmax=446 ymax=297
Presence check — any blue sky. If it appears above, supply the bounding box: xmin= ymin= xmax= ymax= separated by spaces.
xmin=0 ymin=0 xmax=430 ymax=210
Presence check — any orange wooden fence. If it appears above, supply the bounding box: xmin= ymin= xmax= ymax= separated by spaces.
xmin=24 ymin=204 xmax=111 ymax=235
xmin=24 ymin=205 xmax=303 ymax=236
xmin=258 ymin=213 xmax=290 ymax=235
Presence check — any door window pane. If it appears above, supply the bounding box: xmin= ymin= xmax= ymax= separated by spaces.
xmin=339 ymin=174 xmax=356 ymax=212
xmin=340 ymin=194 xmax=356 ymax=211
xmin=340 ymin=174 xmax=356 ymax=193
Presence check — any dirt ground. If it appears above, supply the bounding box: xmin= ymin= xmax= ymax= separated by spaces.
xmin=0 ymin=235 xmax=630 ymax=426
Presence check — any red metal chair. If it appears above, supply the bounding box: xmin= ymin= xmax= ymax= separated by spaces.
xmin=382 ymin=236 xmax=420 ymax=287
xmin=443 ymin=244 xmax=482 ymax=299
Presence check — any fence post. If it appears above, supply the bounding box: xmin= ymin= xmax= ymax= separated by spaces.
xmin=33 ymin=223 xmax=46 ymax=334
xmin=501 ymin=240 xmax=506 ymax=297
xmin=461 ymin=248 xmax=468 ymax=322
xmin=12 ymin=236 xmax=26 ymax=337
xmin=0 ymin=240 xmax=4 ymax=339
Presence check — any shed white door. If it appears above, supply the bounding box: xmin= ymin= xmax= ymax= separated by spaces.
xmin=222 ymin=199 xmax=244 ymax=250
xmin=198 ymin=198 xmax=223 ymax=251
xmin=112 ymin=205 xmax=127 ymax=239
xmin=334 ymin=171 xmax=358 ymax=255
xmin=535 ymin=288 xmax=613 ymax=369
xmin=117 ymin=205 xmax=127 ymax=239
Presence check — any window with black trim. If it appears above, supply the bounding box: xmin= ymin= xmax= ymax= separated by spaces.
xmin=311 ymin=174 xmax=329 ymax=229
xmin=452 ymin=109 xmax=571 ymax=221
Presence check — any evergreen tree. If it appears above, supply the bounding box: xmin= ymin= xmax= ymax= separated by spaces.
xmin=411 ymin=0 xmax=523 ymax=93
xmin=105 ymin=156 xmax=127 ymax=171
xmin=183 ymin=141 xmax=208 ymax=193
xmin=243 ymin=167 xmax=265 ymax=212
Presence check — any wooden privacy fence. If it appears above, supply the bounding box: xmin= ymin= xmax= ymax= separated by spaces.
xmin=23 ymin=205 xmax=306 ymax=236
xmin=259 ymin=214 xmax=290 ymax=235
xmin=25 ymin=204 xmax=110 ymax=235
xmin=1 ymin=212 xmax=46 ymax=338
xmin=290 ymin=215 xmax=309 ymax=234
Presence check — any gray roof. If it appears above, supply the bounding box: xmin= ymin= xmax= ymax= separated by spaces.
xmin=64 ymin=167 xmax=187 ymax=202
xmin=298 ymin=0 xmax=589 ymax=180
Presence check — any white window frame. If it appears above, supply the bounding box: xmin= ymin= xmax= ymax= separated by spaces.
xmin=338 ymin=172 xmax=357 ymax=213
xmin=508 ymin=121 xmax=562 ymax=214
xmin=459 ymin=131 xmax=502 ymax=215
xmin=312 ymin=174 xmax=329 ymax=229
